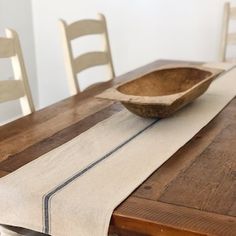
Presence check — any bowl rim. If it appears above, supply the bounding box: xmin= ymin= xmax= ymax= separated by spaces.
xmin=96 ymin=64 xmax=223 ymax=106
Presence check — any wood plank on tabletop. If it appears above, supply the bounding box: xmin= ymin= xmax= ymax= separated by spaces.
xmin=111 ymin=98 xmax=236 ymax=235
xmin=111 ymin=197 xmax=236 ymax=236
xmin=0 ymin=60 xmax=183 ymax=166
xmin=0 ymin=83 xmax=110 ymax=142
xmin=0 ymin=59 xmax=218 ymax=236
xmin=159 ymin=120 xmax=236 ymax=217
xmin=132 ymin=98 xmax=236 ymax=201
xmin=0 ymin=60 xmax=175 ymax=164
xmin=0 ymin=98 xmax=113 ymax=163
xmin=0 ymin=170 xmax=9 ymax=178
xmin=0 ymin=103 xmax=123 ymax=172
xmin=0 ymin=60 xmax=173 ymax=143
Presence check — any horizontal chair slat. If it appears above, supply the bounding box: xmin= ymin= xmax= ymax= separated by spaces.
xmin=227 ymin=33 xmax=236 ymax=44
xmin=230 ymin=7 xmax=236 ymax=19
xmin=73 ymin=51 xmax=109 ymax=74
xmin=67 ymin=20 xmax=105 ymax=40
xmin=0 ymin=38 xmax=15 ymax=58
xmin=0 ymin=80 xmax=25 ymax=103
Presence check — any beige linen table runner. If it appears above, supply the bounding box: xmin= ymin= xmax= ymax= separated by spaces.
xmin=0 ymin=63 xmax=236 ymax=236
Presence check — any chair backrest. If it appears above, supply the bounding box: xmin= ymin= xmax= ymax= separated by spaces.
xmin=59 ymin=14 xmax=115 ymax=95
xmin=0 ymin=29 xmax=35 ymax=116
xmin=219 ymin=2 xmax=236 ymax=61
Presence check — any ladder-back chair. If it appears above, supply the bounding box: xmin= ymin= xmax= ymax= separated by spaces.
xmin=59 ymin=14 xmax=115 ymax=95
xmin=219 ymin=2 xmax=236 ymax=61
xmin=0 ymin=29 xmax=35 ymax=117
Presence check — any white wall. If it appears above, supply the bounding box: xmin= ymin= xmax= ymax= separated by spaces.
xmin=0 ymin=0 xmax=232 ymax=113
xmin=32 ymin=0 xmax=229 ymax=108
xmin=0 ymin=0 xmax=38 ymax=122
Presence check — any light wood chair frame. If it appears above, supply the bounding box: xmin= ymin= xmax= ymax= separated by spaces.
xmin=59 ymin=14 xmax=115 ymax=95
xmin=219 ymin=2 xmax=236 ymax=62
xmin=0 ymin=29 xmax=35 ymax=115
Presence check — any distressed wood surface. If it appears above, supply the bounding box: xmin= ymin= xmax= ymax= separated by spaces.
xmin=111 ymin=197 xmax=236 ymax=236
xmin=0 ymin=170 xmax=8 ymax=178
xmin=159 ymin=122 xmax=236 ymax=217
xmin=0 ymin=59 xmax=168 ymax=163
xmin=97 ymin=65 xmax=222 ymax=118
xmin=0 ymin=60 xmax=235 ymax=236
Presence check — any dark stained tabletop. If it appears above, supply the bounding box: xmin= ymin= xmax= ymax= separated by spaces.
xmin=0 ymin=60 xmax=235 ymax=236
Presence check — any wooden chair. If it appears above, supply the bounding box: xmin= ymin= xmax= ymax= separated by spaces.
xmin=59 ymin=14 xmax=115 ymax=95
xmin=0 ymin=29 xmax=35 ymax=116
xmin=219 ymin=2 xmax=236 ymax=62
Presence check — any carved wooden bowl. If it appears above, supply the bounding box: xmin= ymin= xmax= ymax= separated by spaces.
xmin=97 ymin=64 xmax=223 ymax=118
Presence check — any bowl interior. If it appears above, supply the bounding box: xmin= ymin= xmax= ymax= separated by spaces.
xmin=117 ymin=68 xmax=212 ymax=97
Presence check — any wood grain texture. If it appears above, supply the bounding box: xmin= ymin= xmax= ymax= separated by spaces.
xmin=110 ymin=97 xmax=236 ymax=235
xmin=0 ymin=98 xmax=113 ymax=163
xmin=132 ymin=98 xmax=236 ymax=202
xmin=98 ymin=65 xmax=222 ymax=118
xmin=111 ymin=197 xmax=236 ymax=236
xmin=0 ymin=170 xmax=9 ymax=178
xmin=0 ymin=59 xmax=233 ymax=236
xmin=159 ymin=123 xmax=236 ymax=217
xmin=0 ymin=103 xmax=122 ymax=172
xmin=0 ymin=60 xmax=170 ymax=161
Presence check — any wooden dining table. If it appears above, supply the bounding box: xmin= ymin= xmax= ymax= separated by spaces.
xmin=0 ymin=59 xmax=235 ymax=236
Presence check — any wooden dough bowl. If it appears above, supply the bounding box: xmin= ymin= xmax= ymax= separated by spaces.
xmin=96 ymin=65 xmax=223 ymax=118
